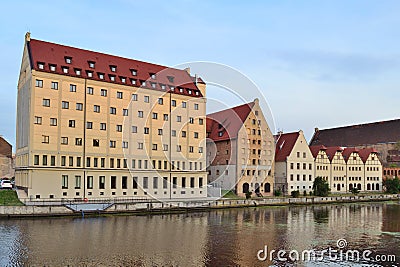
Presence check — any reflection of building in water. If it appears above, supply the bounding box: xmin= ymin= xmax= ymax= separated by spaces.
xmin=9 ymin=215 xmax=209 ymax=266
xmin=382 ymin=203 xmax=400 ymax=233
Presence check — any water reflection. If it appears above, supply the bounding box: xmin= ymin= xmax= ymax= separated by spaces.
xmin=0 ymin=202 xmax=398 ymax=266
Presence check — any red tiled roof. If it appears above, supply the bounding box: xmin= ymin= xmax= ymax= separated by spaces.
xmin=206 ymin=101 xmax=255 ymax=142
xmin=358 ymin=148 xmax=379 ymax=163
xmin=309 ymin=145 xmax=327 ymax=158
xmin=325 ymin=146 xmax=343 ymax=162
xmin=310 ymin=119 xmax=400 ymax=147
xmin=28 ymin=39 xmax=203 ymax=97
xmin=275 ymin=132 xmax=300 ymax=162
xmin=342 ymin=147 xmax=360 ymax=162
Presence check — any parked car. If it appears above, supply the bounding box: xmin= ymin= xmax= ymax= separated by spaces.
xmin=0 ymin=179 xmax=12 ymax=189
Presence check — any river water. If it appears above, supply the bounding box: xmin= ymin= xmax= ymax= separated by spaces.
xmin=0 ymin=202 xmax=399 ymax=266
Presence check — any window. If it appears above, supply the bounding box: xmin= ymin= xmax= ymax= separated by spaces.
xmin=61 ymin=156 xmax=66 ymax=166
xmin=218 ymin=131 xmax=223 ymax=137
xmin=69 ymin=156 xmax=73 ymax=167
xmin=35 ymin=79 xmax=43 ymax=87
xmin=141 ymin=81 xmax=146 ymax=87
xmin=88 ymin=61 xmax=95 ymax=68
xmin=75 ymin=176 xmax=81 ymax=189
xmin=43 ymin=99 xmax=50 ymax=107
xmin=61 ymin=137 xmax=68 ymax=145
xmin=131 ymin=69 xmax=137 ymax=76
xmin=86 ymin=157 xmax=91 ymax=167
xmin=173 ymin=177 xmax=177 ymax=188
xmin=50 ymin=65 xmax=56 ymax=72
xmin=177 ymin=145 xmax=181 ymax=152
xmin=75 ymin=69 xmax=81 ymax=75
xmin=158 ymin=129 xmax=163 ymax=135
xmin=42 ymin=155 xmax=48 ymax=166
xmin=110 ymin=107 xmax=116 ymax=115
xmin=163 ymin=144 xmax=168 ymax=151
xmin=34 ymin=155 xmax=40 ymax=165
xmin=77 ymin=157 xmax=81 ymax=167
xmin=42 ymin=135 xmax=49 ymax=144
xmin=163 ymin=114 xmax=168 ymax=121
xmin=75 ymin=138 xmax=82 ymax=146
xmin=34 ymin=116 xmax=42 ymax=125
xmin=101 ymin=158 xmax=105 ymax=168
xmin=76 ymin=103 xmax=83 ymax=111
xmin=62 ymin=101 xmax=69 ymax=109
xmin=194 ymin=103 xmax=199 ymax=110
xmin=171 ymin=100 xmax=176 ymax=106
xmin=182 ymin=131 xmax=186 ymax=137
xmin=65 ymin=57 xmax=72 ymax=64
xmin=144 ymin=96 xmax=149 ymax=103
xmin=138 ymin=111 xmax=143 ymax=118
xmin=199 ymin=147 xmax=203 ymax=153
xmin=87 ymin=71 xmax=93 ymax=77
xmin=117 ymin=91 xmax=123 ymax=99
xmin=138 ymin=142 xmax=143 ymax=149
xmin=171 ymin=130 xmax=176 ymax=137
xmin=182 ymin=102 xmax=187 ymax=108
xmin=152 ymin=144 xmax=157 ymax=150
xmin=190 ymin=177 xmax=195 ymax=188
xmin=152 ymin=113 xmax=158 ymax=119
xmin=143 ymin=177 xmax=148 ymax=189
xmin=297 ymin=152 xmax=300 ymax=158
xmin=87 ymin=176 xmax=93 ymax=189
xmin=99 ymin=176 xmax=105 ymax=189
xmin=38 ymin=62 xmax=44 ymax=69
xmin=199 ymin=118 xmax=204 ymax=125
xmin=122 ymin=141 xmax=128 ymax=148
xmin=132 ymin=94 xmax=138 ymax=101
xmin=303 ymin=152 xmax=306 ymax=158
xmin=189 ymin=117 xmax=194 ymax=124
xmin=50 ymin=156 xmax=56 ymax=166
xmin=199 ymin=177 xmax=203 ymax=188
xmin=177 ymin=116 xmax=181 ymax=122
xmin=110 ymin=158 xmax=115 ymax=168
xmin=69 ymin=120 xmax=75 ymax=128
xmin=62 ymin=175 xmax=68 ymax=189
xmin=122 ymin=176 xmax=127 ymax=189
xmin=123 ymin=109 xmax=128 ymax=116
xmin=194 ymin=132 xmax=199 ymax=139
xmin=93 ymin=139 xmax=99 ymax=147
xmin=158 ymin=98 xmax=163 ymax=105
xmin=101 ymin=89 xmax=107 ymax=96
xmin=144 ymin=127 xmax=149 ymax=134
xmin=182 ymin=177 xmax=186 ymax=188
xmin=51 ymin=81 xmax=58 ymax=90
xmin=87 ymin=87 xmax=94 ymax=95
xmin=100 ymin=123 xmax=106 ymax=130
xmin=110 ymin=140 xmax=116 ymax=148
xmin=189 ymin=146 xmax=194 ymax=153
xmin=109 ymin=176 xmax=116 ymax=189
xmin=116 ymin=125 xmax=122 ymax=132
xmin=132 ymin=126 xmax=137 ymax=133
xmin=86 ymin=121 xmax=93 ymax=129
xmin=121 ymin=77 xmax=126 ymax=83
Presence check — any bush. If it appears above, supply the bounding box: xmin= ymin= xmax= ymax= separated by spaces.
xmin=291 ymin=190 xmax=300 ymax=198
xmin=303 ymin=191 xmax=307 ymax=196
xmin=245 ymin=191 xmax=252 ymax=199
xmin=350 ymin=187 xmax=360 ymax=194
xmin=313 ymin=177 xmax=330 ymax=197
xmin=383 ymin=177 xmax=400 ymax=194
xmin=274 ymin=189 xmax=282 ymax=197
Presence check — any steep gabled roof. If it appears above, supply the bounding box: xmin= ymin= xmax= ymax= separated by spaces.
xmin=309 ymin=145 xmax=327 ymax=158
xmin=275 ymin=132 xmax=300 ymax=162
xmin=342 ymin=147 xmax=360 ymax=162
xmin=325 ymin=146 xmax=344 ymax=162
xmin=28 ymin=38 xmax=203 ymax=97
xmin=206 ymin=101 xmax=255 ymax=141
xmin=310 ymin=119 xmax=400 ymax=147
xmin=358 ymin=148 xmax=379 ymax=163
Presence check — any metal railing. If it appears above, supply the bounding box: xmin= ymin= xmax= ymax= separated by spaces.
xmin=20 ymin=196 xmax=156 ymax=206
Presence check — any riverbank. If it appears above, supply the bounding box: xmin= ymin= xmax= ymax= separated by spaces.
xmin=1 ymin=193 xmax=399 ymax=218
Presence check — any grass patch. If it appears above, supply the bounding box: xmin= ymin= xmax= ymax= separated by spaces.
xmin=0 ymin=190 xmax=24 ymax=206
xmin=222 ymin=190 xmax=240 ymax=199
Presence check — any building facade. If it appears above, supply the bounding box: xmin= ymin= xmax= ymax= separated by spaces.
xmin=16 ymin=33 xmax=207 ymax=200
xmin=206 ymin=99 xmax=274 ymax=197
xmin=0 ymin=136 xmax=14 ymax=178
xmin=274 ymin=131 xmax=314 ymax=195
xmin=325 ymin=146 xmax=347 ymax=193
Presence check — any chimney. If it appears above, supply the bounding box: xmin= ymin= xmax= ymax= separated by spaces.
xmin=195 ymin=74 xmax=198 ymax=85
xmin=314 ymin=127 xmax=319 ymax=133
xmin=184 ymin=67 xmax=190 ymax=75
xmin=25 ymin=32 xmax=31 ymax=42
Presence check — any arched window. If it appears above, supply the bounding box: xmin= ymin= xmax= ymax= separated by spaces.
xmin=255 ymin=183 xmax=260 ymax=193
xmin=367 ymin=184 xmax=371 ymax=190
xmin=242 ymin=183 xmax=249 ymax=193
xmin=264 ymin=183 xmax=271 ymax=193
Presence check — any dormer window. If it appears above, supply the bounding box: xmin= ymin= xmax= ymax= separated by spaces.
xmin=167 ymin=76 xmax=174 ymax=83
xmin=151 ymin=82 xmax=156 ymax=89
xmin=170 ymin=86 xmax=175 ymax=91
xmin=110 ymin=65 xmax=117 ymax=72
xmin=65 ymin=57 xmax=72 ymax=64
xmin=75 ymin=68 xmax=81 ymax=75
xmin=218 ymin=131 xmax=223 ymax=137
xmin=188 ymin=89 xmax=192 ymax=94
xmin=120 ymin=77 xmax=126 ymax=83
xmin=50 ymin=64 xmax=56 ymax=72
xmin=141 ymin=81 xmax=146 ymax=86
xmin=38 ymin=62 xmax=44 ymax=70
xmin=131 ymin=79 xmax=136 ymax=85
xmin=160 ymin=84 xmax=166 ymax=90
xmin=88 ymin=61 xmax=95 ymax=68
xmin=195 ymin=91 xmax=199 ymax=95
xmin=131 ymin=69 xmax=137 ymax=76
xmin=179 ymin=88 xmax=184 ymax=93
xmin=87 ymin=71 xmax=93 ymax=78
xmin=62 ymin=67 xmax=69 ymax=74
xmin=109 ymin=75 xmax=116 ymax=82
xmin=98 ymin=73 xmax=104 ymax=80
xmin=150 ymin=73 xmax=156 ymax=79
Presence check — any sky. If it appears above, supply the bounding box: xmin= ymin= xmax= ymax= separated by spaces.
xmin=1 ymin=0 xmax=400 ymax=149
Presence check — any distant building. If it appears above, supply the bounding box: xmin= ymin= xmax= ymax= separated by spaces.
xmin=383 ymin=167 xmax=400 ymax=179
xmin=0 ymin=136 xmax=14 ymax=178
xmin=274 ymin=130 xmax=314 ymax=195
xmin=310 ymin=119 xmax=400 ymax=167
xmin=206 ymin=99 xmax=275 ymax=197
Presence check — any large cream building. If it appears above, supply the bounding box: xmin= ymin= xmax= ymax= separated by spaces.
xmin=274 ymin=130 xmax=314 ymax=195
xmin=206 ymin=99 xmax=274 ymax=197
xmin=16 ymin=33 xmax=207 ymax=200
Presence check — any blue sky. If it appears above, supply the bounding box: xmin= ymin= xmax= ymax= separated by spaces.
xmin=1 ymin=0 xmax=400 ymax=149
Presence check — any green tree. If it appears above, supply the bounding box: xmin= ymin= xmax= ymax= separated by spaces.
xmin=313 ymin=177 xmax=330 ymax=197
xmin=291 ymin=190 xmax=300 ymax=198
xmin=350 ymin=187 xmax=360 ymax=194
xmin=383 ymin=177 xmax=400 ymax=194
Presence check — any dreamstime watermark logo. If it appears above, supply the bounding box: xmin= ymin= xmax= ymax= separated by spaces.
xmin=257 ymin=238 xmax=397 ymax=264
